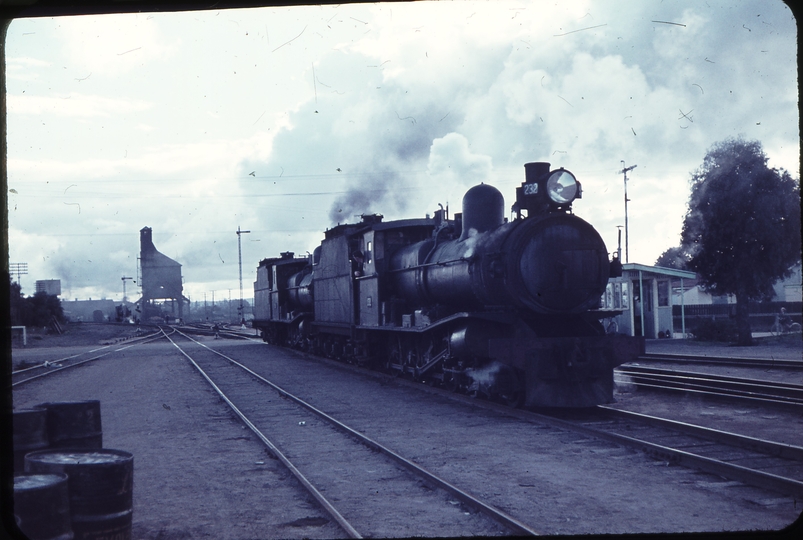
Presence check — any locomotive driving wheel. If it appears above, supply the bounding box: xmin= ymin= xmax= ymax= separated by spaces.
xmin=386 ymin=339 xmax=403 ymax=375
xmin=495 ymin=366 xmax=524 ymax=408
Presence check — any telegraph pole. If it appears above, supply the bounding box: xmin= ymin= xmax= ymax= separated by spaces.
xmin=10 ymin=262 xmax=28 ymax=291
xmin=236 ymin=226 xmax=251 ymax=324
xmin=618 ymin=161 xmax=637 ymax=263
xmin=121 ymin=276 xmax=133 ymax=302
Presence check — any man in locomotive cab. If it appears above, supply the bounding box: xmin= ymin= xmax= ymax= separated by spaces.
xmin=352 ymin=250 xmax=365 ymax=277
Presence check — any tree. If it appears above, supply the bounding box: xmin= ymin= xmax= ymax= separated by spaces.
xmin=8 ymin=278 xmax=64 ymax=328
xmin=655 ymin=246 xmax=690 ymax=270
xmin=9 ymin=280 xmax=27 ymax=326
xmin=28 ymin=291 xmax=65 ymax=328
xmin=680 ymin=137 xmax=801 ymax=345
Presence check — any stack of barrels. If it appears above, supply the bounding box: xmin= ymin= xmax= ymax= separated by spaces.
xmin=12 ymin=401 xmax=134 ymax=540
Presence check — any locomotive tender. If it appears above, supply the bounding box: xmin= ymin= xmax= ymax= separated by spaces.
xmin=253 ymin=162 xmax=644 ymax=408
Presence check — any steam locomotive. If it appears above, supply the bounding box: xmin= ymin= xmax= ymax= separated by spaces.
xmin=253 ymin=162 xmax=644 ymax=408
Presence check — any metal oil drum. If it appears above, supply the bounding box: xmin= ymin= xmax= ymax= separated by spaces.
xmin=13 ymin=408 xmax=50 ymax=473
xmin=37 ymin=401 xmax=103 ymax=449
xmin=13 ymin=473 xmax=74 ymax=540
xmin=24 ymin=449 xmax=133 ymax=540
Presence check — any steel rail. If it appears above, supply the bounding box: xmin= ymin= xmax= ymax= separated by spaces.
xmin=529 ymin=409 xmax=803 ymax=498
xmin=597 ymin=406 xmax=803 ymax=461
xmin=12 ymin=329 xmax=170 ymax=387
xmin=615 ymin=367 xmax=803 ymax=407
xmin=615 ymin=379 xmax=803 ymax=408
xmin=617 ymin=367 xmax=803 ymax=401
xmin=165 ymin=331 xmax=363 ymax=539
xmin=622 ymin=365 xmax=803 ymax=392
xmin=173 ymin=329 xmax=541 ymax=537
xmin=636 ymin=353 xmax=802 ymax=369
xmin=11 ymin=329 xmax=163 ymax=375
xmin=232 ymin=344 xmax=803 ymax=501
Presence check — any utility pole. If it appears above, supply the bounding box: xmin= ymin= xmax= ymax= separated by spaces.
xmin=237 ymin=226 xmax=251 ymax=324
xmin=121 ymin=276 xmax=133 ymax=303
xmin=10 ymin=262 xmax=28 ymax=291
xmin=618 ymin=161 xmax=637 ymax=263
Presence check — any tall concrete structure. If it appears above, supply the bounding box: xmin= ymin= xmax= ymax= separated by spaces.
xmin=139 ymin=227 xmax=189 ymax=320
xmin=35 ymin=279 xmax=62 ymax=296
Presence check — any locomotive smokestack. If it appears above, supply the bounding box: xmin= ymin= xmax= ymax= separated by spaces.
xmin=459 ymin=184 xmax=504 ymax=241
xmin=524 ymin=162 xmax=550 ymax=184
xmin=524 ymin=161 xmax=550 ymax=184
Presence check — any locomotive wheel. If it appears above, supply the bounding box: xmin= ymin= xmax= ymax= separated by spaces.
xmin=495 ymin=367 xmax=524 ymax=408
xmin=499 ymin=387 xmax=524 ymax=408
xmin=385 ymin=340 xmax=404 ymax=376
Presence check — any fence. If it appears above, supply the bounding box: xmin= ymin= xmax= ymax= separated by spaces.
xmin=672 ymin=301 xmax=802 ymax=333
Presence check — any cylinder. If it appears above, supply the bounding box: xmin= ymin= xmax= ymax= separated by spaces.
xmin=449 ymin=322 xmax=504 ymax=358
xmin=25 ymin=449 xmax=134 ymax=540
xmin=37 ymin=401 xmax=103 ymax=449
xmin=14 ymin=473 xmax=74 ymax=540
xmin=13 ymin=408 xmax=50 ymax=473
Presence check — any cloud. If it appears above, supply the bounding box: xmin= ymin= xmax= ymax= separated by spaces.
xmin=427 ymin=132 xmax=493 ymax=193
xmin=6 ymin=93 xmax=152 ymax=118
xmin=59 ymin=13 xmax=179 ymax=75
xmin=6 ymin=1 xmax=798 ymax=303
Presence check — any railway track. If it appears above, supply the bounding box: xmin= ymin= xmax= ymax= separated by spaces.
xmin=165 ymin=328 xmax=540 ymax=538
xmin=534 ymin=407 xmax=803 ymax=498
xmin=241 ymin=347 xmax=803 ymax=501
xmin=11 ymin=328 xmax=167 ymax=387
xmin=636 ymin=352 xmax=802 ymax=370
xmin=177 ymin=323 xmax=261 ymax=341
xmin=615 ymin=365 xmax=803 ymax=408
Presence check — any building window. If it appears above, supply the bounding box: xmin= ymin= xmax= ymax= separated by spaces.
xmin=658 ymin=281 xmax=669 ymax=307
xmin=621 ymin=282 xmax=629 ymax=309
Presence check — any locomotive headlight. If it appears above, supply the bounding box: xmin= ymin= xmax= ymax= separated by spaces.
xmin=546 ymin=170 xmax=579 ymax=205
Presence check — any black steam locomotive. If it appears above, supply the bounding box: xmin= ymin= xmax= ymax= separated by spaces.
xmin=253 ymin=162 xmax=643 ymax=408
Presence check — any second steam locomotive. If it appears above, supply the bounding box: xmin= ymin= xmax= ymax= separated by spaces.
xmin=253 ymin=162 xmax=644 ymax=408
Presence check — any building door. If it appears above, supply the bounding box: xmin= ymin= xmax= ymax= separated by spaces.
xmin=633 ymin=279 xmax=654 ymax=337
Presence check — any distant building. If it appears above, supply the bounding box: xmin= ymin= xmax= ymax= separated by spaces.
xmin=61 ymin=299 xmax=116 ymax=322
xmin=772 ymin=263 xmax=802 ymax=302
xmin=35 ymin=279 xmax=61 ymax=296
xmin=672 ymin=263 xmax=802 ymax=305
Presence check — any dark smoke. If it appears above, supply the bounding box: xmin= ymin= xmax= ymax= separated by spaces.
xmin=326 ymin=107 xmax=452 ymax=224
xmin=328 ymin=169 xmax=405 ymax=223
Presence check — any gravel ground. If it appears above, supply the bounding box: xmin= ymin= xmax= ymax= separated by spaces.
xmin=11 ymin=322 xmax=142 ymax=350
xmin=613 ymin=335 xmax=803 ymax=447
xmin=8 ymin=327 xmax=803 ymax=539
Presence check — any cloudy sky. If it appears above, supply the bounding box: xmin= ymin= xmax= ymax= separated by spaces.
xmin=5 ymin=0 xmax=799 ymax=306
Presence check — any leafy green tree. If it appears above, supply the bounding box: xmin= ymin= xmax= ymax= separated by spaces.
xmin=680 ymin=137 xmax=801 ymax=345
xmin=655 ymin=246 xmax=690 ymax=270
xmin=8 ymin=278 xmax=64 ymax=328
xmin=9 ymin=280 xmax=28 ymax=326
xmin=28 ymin=291 xmax=65 ymax=328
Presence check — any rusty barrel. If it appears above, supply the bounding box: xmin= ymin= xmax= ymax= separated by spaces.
xmin=14 ymin=473 xmax=74 ymax=540
xmin=37 ymin=400 xmax=103 ymax=449
xmin=25 ymin=449 xmax=133 ymax=540
xmin=13 ymin=408 xmax=50 ymax=473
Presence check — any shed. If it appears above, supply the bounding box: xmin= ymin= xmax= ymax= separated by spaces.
xmin=601 ymin=263 xmax=696 ymax=339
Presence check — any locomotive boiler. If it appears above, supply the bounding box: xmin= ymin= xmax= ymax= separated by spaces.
xmin=253 ymin=162 xmax=643 ymax=408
